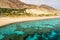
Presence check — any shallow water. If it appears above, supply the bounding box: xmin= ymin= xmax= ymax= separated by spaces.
xmin=0 ymin=18 xmax=60 ymax=40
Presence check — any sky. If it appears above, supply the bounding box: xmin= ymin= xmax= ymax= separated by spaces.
xmin=20 ymin=0 xmax=60 ymax=10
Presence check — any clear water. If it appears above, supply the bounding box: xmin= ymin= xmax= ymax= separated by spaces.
xmin=0 ymin=18 xmax=60 ymax=40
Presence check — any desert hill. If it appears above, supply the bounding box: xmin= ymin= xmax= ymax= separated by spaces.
xmin=0 ymin=0 xmax=56 ymax=10
xmin=0 ymin=0 xmax=38 ymax=9
xmin=0 ymin=0 xmax=59 ymax=17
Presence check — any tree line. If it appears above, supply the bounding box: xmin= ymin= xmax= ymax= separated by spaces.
xmin=0 ymin=8 xmax=27 ymax=16
xmin=0 ymin=8 xmax=26 ymax=13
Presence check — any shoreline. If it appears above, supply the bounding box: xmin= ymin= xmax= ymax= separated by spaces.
xmin=0 ymin=16 xmax=60 ymax=27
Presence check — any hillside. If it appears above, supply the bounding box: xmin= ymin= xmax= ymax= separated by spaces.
xmin=0 ymin=0 xmax=38 ymax=9
xmin=0 ymin=0 xmax=27 ymax=9
xmin=0 ymin=0 xmax=56 ymax=9
xmin=0 ymin=0 xmax=60 ymax=17
xmin=40 ymin=4 xmax=56 ymax=10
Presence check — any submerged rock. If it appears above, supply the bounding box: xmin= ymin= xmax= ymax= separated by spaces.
xmin=0 ymin=18 xmax=60 ymax=40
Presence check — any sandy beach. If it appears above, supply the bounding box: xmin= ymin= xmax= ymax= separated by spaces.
xmin=0 ymin=16 xmax=60 ymax=27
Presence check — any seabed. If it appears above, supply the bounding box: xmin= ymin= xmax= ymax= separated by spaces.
xmin=0 ymin=18 xmax=60 ymax=40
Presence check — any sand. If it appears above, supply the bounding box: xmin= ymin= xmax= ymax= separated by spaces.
xmin=0 ymin=16 xmax=60 ymax=27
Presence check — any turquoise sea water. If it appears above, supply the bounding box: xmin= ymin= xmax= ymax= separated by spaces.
xmin=0 ymin=18 xmax=60 ymax=40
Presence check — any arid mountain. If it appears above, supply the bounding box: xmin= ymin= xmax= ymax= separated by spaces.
xmin=0 ymin=0 xmax=60 ymax=17
xmin=39 ymin=4 xmax=57 ymax=12
xmin=0 ymin=0 xmax=27 ymax=9
xmin=40 ymin=4 xmax=56 ymax=10
xmin=0 ymin=0 xmax=56 ymax=9
xmin=0 ymin=0 xmax=38 ymax=9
